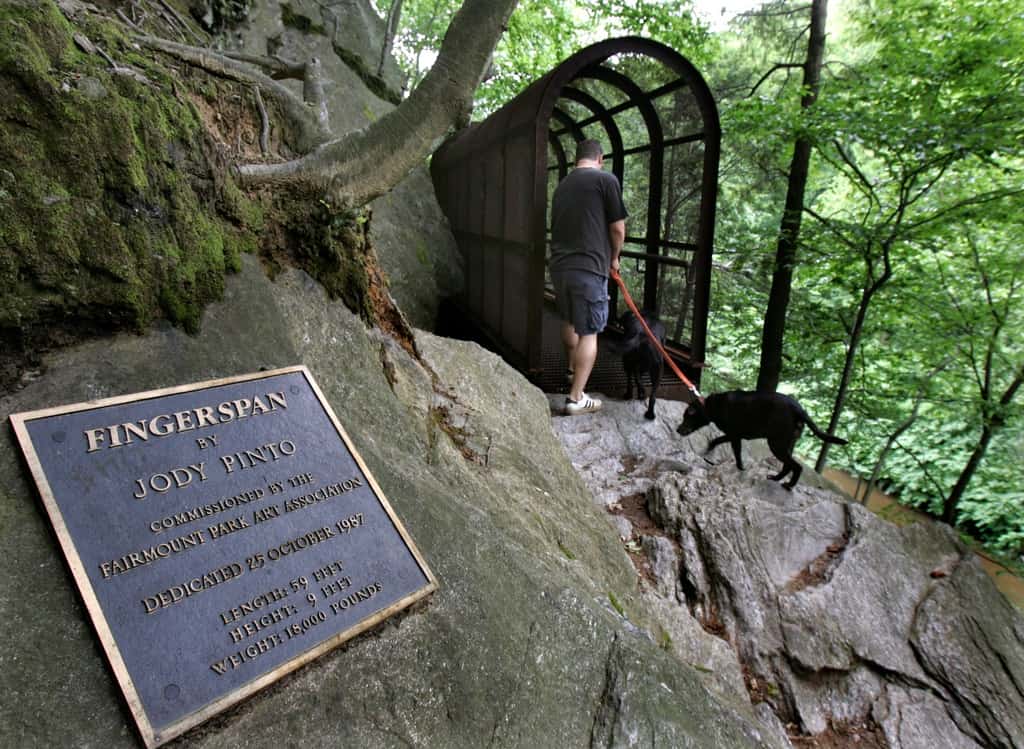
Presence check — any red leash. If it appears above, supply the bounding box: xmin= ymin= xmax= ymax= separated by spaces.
xmin=610 ymin=269 xmax=704 ymax=404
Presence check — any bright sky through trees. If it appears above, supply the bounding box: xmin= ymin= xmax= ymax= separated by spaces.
xmin=691 ymin=0 xmax=763 ymax=30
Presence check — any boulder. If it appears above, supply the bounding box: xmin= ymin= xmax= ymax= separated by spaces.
xmin=645 ymin=455 xmax=1024 ymax=747
xmin=549 ymin=396 xmax=1024 ymax=747
xmin=370 ymin=167 xmax=463 ymax=331
xmin=0 ymin=256 xmax=782 ymax=748
xmin=548 ymin=398 xmax=780 ymax=732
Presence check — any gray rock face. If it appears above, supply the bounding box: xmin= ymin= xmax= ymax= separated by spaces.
xmin=648 ymin=454 xmax=1024 ymax=747
xmin=223 ymin=0 xmax=402 ymax=128
xmin=0 ymin=257 xmax=779 ymax=748
xmin=370 ymin=166 xmax=463 ymax=330
xmin=548 ymin=398 xmax=782 ymax=738
xmin=873 ymin=686 xmax=982 ymax=749
xmin=549 ymin=396 xmax=1024 ymax=748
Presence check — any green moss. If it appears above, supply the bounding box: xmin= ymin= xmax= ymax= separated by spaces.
xmin=0 ymin=0 xmax=73 ymax=75
xmin=415 ymin=239 xmax=430 ymax=268
xmin=219 ymin=179 xmax=265 ymax=230
xmin=0 ymin=0 xmax=251 ymax=379
xmin=270 ymin=197 xmax=379 ymax=321
xmin=608 ymin=591 xmax=626 ymax=618
xmin=557 ymin=541 xmax=576 ymax=560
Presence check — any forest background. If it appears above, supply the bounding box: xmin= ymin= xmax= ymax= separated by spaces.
xmin=376 ymin=0 xmax=1023 ymax=559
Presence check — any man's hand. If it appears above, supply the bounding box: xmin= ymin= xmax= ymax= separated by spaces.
xmin=610 ymin=255 xmax=620 ymax=273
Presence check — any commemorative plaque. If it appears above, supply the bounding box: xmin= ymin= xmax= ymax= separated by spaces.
xmin=10 ymin=366 xmax=437 ymax=747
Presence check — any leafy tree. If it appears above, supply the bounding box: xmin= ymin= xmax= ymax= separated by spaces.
xmin=801 ymin=0 xmax=1024 ymax=473
xmin=371 ymin=0 xmax=1024 ymax=551
xmin=929 ymin=228 xmax=1023 ymax=526
xmin=373 ymin=0 xmax=461 ymax=93
xmin=583 ymin=0 xmax=715 ymax=66
xmin=697 ymin=0 xmax=1022 ymax=548
xmin=475 ymin=0 xmax=583 ymax=116
xmin=756 ymin=0 xmax=829 ymax=393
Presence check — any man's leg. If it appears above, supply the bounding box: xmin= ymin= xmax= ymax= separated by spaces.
xmin=560 ymin=321 xmax=579 ymax=373
xmin=569 ymin=333 xmax=597 ymax=402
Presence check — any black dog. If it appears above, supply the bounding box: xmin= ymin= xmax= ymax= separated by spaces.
xmin=615 ymin=309 xmax=665 ymax=420
xmin=676 ymin=390 xmax=847 ymax=489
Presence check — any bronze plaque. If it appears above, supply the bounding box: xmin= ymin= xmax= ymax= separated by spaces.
xmin=10 ymin=366 xmax=437 ymax=747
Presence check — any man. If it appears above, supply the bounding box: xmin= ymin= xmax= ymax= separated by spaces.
xmin=549 ymin=139 xmax=627 ymax=415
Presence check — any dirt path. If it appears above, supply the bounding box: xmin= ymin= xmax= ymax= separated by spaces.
xmin=822 ymin=468 xmax=1024 ymax=611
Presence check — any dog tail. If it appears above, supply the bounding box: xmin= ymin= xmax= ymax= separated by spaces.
xmin=797 ymin=404 xmax=848 ymax=445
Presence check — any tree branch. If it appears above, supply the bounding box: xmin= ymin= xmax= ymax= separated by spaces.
xmin=747 ymin=63 xmax=803 ymax=97
xmin=136 ymin=35 xmax=331 ymax=152
xmin=219 ymin=50 xmax=305 ymax=79
xmin=828 ymin=139 xmax=881 ymax=211
xmin=803 ymin=206 xmax=862 ymax=253
xmin=893 ymin=442 xmax=948 ymax=501
xmin=302 ymin=56 xmax=330 ymax=132
xmin=379 ymin=0 xmax=404 ymax=79
xmin=860 ymin=354 xmax=955 ymax=504
xmin=156 ymin=0 xmax=203 ymax=45
xmin=236 ymin=0 xmax=519 ymax=206
xmin=253 ymin=85 xmax=269 ymax=155
xmin=904 ymin=187 xmax=1024 ymax=235
xmin=738 ymin=4 xmax=812 ymax=19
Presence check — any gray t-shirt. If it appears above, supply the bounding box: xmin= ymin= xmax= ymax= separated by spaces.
xmin=549 ymin=167 xmax=628 ymax=278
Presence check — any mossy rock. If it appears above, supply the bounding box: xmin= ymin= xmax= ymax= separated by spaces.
xmin=0 ymin=0 xmax=260 ymax=380
xmin=0 ymin=0 xmax=412 ymax=389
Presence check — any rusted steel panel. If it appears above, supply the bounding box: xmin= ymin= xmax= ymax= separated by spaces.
xmin=430 ymin=36 xmax=720 ymax=391
xmin=502 ymin=248 xmax=530 ymax=364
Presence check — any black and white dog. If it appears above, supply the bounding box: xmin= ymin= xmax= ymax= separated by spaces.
xmin=676 ymin=390 xmax=847 ymax=489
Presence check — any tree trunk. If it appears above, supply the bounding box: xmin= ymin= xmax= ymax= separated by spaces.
xmin=756 ymin=0 xmax=828 ymax=392
xmin=814 ymin=265 xmax=889 ymax=472
xmin=379 ymin=0 xmax=404 ymax=78
xmin=942 ymin=363 xmax=1024 ymax=524
xmin=942 ymin=425 xmax=995 ymax=525
xmin=237 ymin=0 xmax=518 ymax=205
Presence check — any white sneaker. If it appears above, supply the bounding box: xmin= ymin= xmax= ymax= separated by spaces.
xmin=565 ymin=393 xmax=602 ymax=415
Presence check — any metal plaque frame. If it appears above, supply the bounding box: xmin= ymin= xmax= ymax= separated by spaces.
xmin=9 ymin=365 xmax=438 ymax=747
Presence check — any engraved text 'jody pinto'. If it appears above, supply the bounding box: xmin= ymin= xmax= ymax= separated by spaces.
xmin=9 ymin=367 xmax=436 ymax=749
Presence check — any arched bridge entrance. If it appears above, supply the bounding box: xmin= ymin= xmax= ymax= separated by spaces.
xmin=430 ymin=37 xmax=720 ymax=399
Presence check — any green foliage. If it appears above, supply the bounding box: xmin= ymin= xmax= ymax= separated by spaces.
xmin=383 ymin=0 xmax=1024 ymax=555
xmin=707 ymin=0 xmax=1024 ymax=552
xmin=373 ymin=0 xmax=461 ymax=92
xmin=583 ymin=0 xmax=716 ymax=66
xmin=376 ymin=0 xmax=714 ymax=116
xmin=474 ymin=0 xmax=583 ymax=116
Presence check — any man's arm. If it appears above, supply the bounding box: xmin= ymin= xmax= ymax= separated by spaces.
xmin=608 ymin=219 xmax=625 ymax=273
